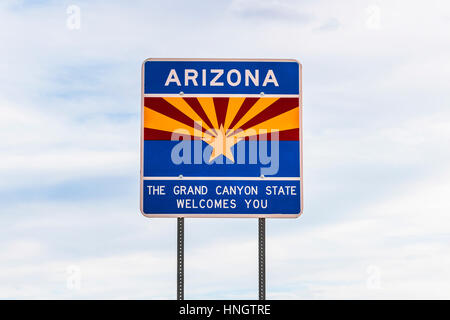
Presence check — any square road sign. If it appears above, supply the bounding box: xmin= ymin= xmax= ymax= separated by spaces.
xmin=140 ymin=58 xmax=302 ymax=218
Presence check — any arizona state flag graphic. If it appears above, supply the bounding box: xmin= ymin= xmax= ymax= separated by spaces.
xmin=141 ymin=59 xmax=302 ymax=217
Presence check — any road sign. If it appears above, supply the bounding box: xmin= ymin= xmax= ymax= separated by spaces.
xmin=140 ymin=58 xmax=302 ymax=218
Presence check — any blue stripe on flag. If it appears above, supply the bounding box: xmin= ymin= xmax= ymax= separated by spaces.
xmin=143 ymin=140 xmax=300 ymax=178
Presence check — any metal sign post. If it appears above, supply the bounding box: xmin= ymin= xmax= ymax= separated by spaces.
xmin=140 ymin=58 xmax=303 ymax=299
xmin=259 ymin=218 xmax=265 ymax=300
xmin=177 ymin=217 xmax=184 ymax=300
xmin=176 ymin=218 xmax=265 ymax=300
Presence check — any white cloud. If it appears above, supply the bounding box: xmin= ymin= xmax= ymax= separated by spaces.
xmin=229 ymin=0 xmax=314 ymax=22
xmin=0 ymin=99 xmax=138 ymax=191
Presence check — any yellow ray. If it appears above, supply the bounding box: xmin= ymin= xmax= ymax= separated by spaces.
xmin=163 ymin=97 xmax=212 ymax=131
xmin=230 ymin=97 xmax=279 ymax=132
xmin=232 ymin=107 xmax=299 ymax=140
xmin=144 ymin=107 xmax=208 ymax=138
xmin=197 ymin=97 xmax=219 ymax=130
xmin=224 ymin=97 xmax=246 ymax=130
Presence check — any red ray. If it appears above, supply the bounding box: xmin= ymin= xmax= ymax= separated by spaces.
xmin=213 ymin=97 xmax=229 ymax=127
xmin=144 ymin=128 xmax=202 ymax=140
xmin=144 ymin=97 xmax=207 ymax=133
xmin=227 ymin=97 xmax=259 ymax=130
xmin=238 ymin=98 xmax=299 ymax=131
xmin=244 ymin=128 xmax=299 ymax=141
xmin=182 ymin=97 xmax=216 ymax=132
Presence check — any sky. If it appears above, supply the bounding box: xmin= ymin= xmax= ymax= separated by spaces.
xmin=1 ymin=0 xmax=450 ymax=299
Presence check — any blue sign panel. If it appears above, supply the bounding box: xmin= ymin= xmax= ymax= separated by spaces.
xmin=141 ymin=59 xmax=302 ymax=217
